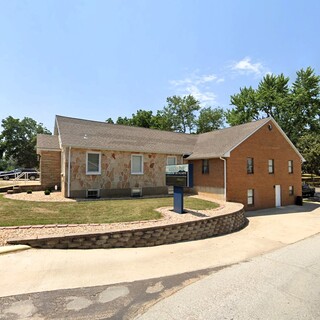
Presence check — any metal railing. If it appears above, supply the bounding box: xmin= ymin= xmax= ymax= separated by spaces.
xmin=0 ymin=171 xmax=41 ymax=187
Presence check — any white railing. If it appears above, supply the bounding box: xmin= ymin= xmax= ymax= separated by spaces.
xmin=0 ymin=171 xmax=40 ymax=186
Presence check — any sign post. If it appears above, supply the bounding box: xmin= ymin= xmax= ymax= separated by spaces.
xmin=166 ymin=164 xmax=193 ymax=214
xmin=173 ymin=186 xmax=184 ymax=214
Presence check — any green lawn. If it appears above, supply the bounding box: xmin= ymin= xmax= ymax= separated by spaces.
xmin=0 ymin=194 xmax=219 ymax=227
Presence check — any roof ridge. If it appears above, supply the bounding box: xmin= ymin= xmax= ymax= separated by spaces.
xmin=199 ymin=117 xmax=271 ymax=136
xmin=55 ymin=115 xmax=199 ymax=138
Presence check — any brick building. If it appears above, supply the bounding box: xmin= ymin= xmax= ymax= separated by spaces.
xmin=37 ymin=115 xmax=304 ymax=210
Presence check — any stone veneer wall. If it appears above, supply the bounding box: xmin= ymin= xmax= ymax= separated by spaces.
xmin=8 ymin=208 xmax=247 ymax=249
xmin=66 ymin=149 xmax=182 ymax=198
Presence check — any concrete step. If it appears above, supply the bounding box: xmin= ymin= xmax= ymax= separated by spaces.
xmin=12 ymin=186 xmax=21 ymax=193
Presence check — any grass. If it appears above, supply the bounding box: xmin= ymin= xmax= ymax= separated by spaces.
xmin=0 ymin=194 xmax=219 ymax=227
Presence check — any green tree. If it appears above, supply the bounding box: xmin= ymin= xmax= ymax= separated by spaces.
xmin=297 ymin=133 xmax=320 ymax=175
xmin=131 ymin=109 xmax=154 ymax=128
xmin=0 ymin=116 xmax=51 ymax=168
xmin=227 ymin=87 xmax=258 ymax=126
xmin=226 ymin=67 xmax=320 ymax=146
xmin=256 ymin=73 xmax=290 ymax=119
xmin=115 ymin=116 xmax=132 ymax=125
xmin=165 ymin=95 xmax=201 ymax=133
xmin=197 ymin=107 xmax=225 ymax=133
xmin=105 ymin=118 xmax=114 ymax=124
xmin=151 ymin=109 xmax=176 ymax=131
xmin=290 ymin=67 xmax=320 ymax=143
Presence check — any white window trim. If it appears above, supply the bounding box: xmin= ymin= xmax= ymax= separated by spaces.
xmin=131 ymin=154 xmax=144 ymax=175
xmin=289 ymin=185 xmax=294 ymax=196
xmin=247 ymin=189 xmax=254 ymax=205
xmin=288 ymin=160 xmax=293 ymax=173
xmin=86 ymin=151 xmax=101 ymax=175
xmin=268 ymin=159 xmax=274 ymax=174
xmin=86 ymin=189 xmax=100 ymax=198
xmin=167 ymin=156 xmax=177 ymax=165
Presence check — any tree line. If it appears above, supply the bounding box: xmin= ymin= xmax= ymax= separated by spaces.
xmin=106 ymin=95 xmax=225 ymax=134
xmin=0 ymin=67 xmax=319 ymax=174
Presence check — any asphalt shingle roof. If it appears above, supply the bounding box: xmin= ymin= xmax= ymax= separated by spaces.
xmin=188 ymin=118 xmax=271 ymax=159
xmin=38 ymin=115 xmax=302 ymax=160
xmin=37 ymin=134 xmax=60 ymax=151
xmin=54 ymin=115 xmax=198 ymax=155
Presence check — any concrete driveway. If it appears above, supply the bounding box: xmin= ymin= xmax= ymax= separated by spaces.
xmin=0 ymin=201 xmax=319 ymax=298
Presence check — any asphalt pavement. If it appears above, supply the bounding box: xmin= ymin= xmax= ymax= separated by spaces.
xmin=0 ymin=267 xmax=219 ymax=320
xmin=136 ymin=232 xmax=320 ymax=320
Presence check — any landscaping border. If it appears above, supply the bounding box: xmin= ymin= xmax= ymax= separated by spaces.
xmin=8 ymin=206 xmax=247 ymax=249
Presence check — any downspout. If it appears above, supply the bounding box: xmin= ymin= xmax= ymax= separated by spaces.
xmin=67 ymin=146 xmax=71 ymax=198
xmin=220 ymin=157 xmax=227 ymax=201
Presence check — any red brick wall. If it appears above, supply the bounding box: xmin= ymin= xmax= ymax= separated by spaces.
xmin=40 ymin=151 xmax=61 ymax=189
xmin=191 ymin=158 xmax=224 ymax=187
xmin=189 ymin=158 xmax=225 ymax=198
xmin=226 ymin=120 xmax=302 ymax=210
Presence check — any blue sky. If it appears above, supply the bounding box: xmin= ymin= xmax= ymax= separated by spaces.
xmin=0 ymin=0 xmax=319 ymax=132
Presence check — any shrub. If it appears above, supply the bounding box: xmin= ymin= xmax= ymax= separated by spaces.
xmin=27 ymin=190 xmax=32 ymax=194
xmin=44 ymin=190 xmax=51 ymax=195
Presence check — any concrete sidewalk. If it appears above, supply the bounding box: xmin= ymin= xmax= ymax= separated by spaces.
xmin=0 ymin=201 xmax=319 ymax=297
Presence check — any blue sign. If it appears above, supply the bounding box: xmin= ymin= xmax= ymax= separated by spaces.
xmin=166 ymin=164 xmax=193 ymax=214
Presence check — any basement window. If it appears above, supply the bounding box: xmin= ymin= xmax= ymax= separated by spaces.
xmin=86 ymin=189 xmax=100 ymax=198
xmin=247 ymin=189 xmax=254 ymax=206
xmin=289 ymin=186 xmax=294 ymax=196
xmin=131 ymin=188 xmax=142 ymax=197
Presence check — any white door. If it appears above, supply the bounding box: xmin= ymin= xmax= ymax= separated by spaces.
xmin=275 ymin=185 xmax=281 ymax=207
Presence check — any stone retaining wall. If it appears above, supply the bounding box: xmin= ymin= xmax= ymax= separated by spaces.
xmin=8 ymin=207 xmax=247 ymax=249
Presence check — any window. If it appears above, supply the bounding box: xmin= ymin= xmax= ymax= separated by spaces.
xmin=289 ymin=186 xmax=294 ymax=196
xmin=247 ymin=189 xmax=254 ymax=205
xmin=86 ymin=152 xmax=101 ymax=175
xmin=87 ymin=189 xmax=100 ymax=198
xmin=202 ymin=159 xmax=209 ymax=174
xmin=247 ymin=158 xmax=254 ymax=174
xmin=268 ymin=159 xmax=274 ymax=174
xmin=167 ymin=156 xmax=177 ymax=165
xmin=288 ymin=160 xmax=293 ymax=173
xmin=131 ymin=155 xmax=143 ymax=174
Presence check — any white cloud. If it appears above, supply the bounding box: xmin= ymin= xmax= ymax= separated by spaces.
xmin=230 ymin=57 xmax=268 ymax=76
xmin=185 ymin=85 xmax=217 ymax=103
xmin=170 ymin=72 xmax=223 ymax=105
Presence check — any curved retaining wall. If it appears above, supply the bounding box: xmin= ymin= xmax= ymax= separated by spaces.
xmin=8 ymin=207 xmax=247 ymax=249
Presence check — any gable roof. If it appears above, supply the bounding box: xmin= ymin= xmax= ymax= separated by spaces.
xmin=188 ymin=118 xmax=271 ymax=160
xmin=54 ymin=115 xmax=198 ymax=155
xmin=37 ymin=115 xmax=304 ymax=161
xmin=188 ymin=117 xmax=304 ymax=161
